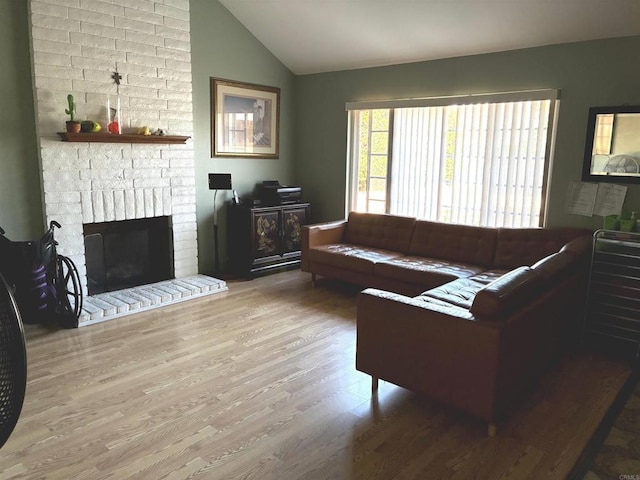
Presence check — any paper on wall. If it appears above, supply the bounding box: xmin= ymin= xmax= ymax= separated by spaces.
xmin=565 ymin=181 xmax=627 ymax=217
xmin=593 ymin=183 xmax=627 ymax=217
xmin=565 ymin=181 xmax=597 ymax=216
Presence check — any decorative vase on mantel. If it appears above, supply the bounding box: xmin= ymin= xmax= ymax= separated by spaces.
xmin=107 ymin=95 xmax=122 ymax=134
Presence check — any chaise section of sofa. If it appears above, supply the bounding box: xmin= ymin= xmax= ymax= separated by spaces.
xmin=356 ymin=249 xmax=588 ymax=434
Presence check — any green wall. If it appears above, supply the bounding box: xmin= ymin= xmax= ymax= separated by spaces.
xmin=0 ymin=0 xmax=42 ymax=240
xmin=294 ymin=36 xmax=640 ymax=229
xmin=4 ymin=0 xmax=640 ymax=273
xmin=190 ymin=0 xmax=295 ymax=275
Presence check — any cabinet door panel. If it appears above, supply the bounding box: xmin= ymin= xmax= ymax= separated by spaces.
xmin=252 ymin=210 xmax=280 ymax=259
xmin=282 ymin=207 xmax=307 ymax=255
xmin=227 ymin=203 xmax=310 ymax=277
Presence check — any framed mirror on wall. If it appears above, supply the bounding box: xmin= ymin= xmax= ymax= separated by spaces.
xmin=582 ymin=105 xmax=640 ymax=184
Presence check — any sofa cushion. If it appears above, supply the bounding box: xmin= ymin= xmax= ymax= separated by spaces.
xmin=344 ymin=212 xmax=416 ymax=254
xmin=413 ymin=294 xmax=471 ymax=312
xmin=470 ymin=266 xmax=542 ymax=318
xmin=493 ymin=228 xmax=590 ymax=270
xmin=307 ymin=244 xmax=402 ymax=274
xmin=408 ymin=221 xmax=497 ymax=267
xmin=417 ymin=278 xmax=486 ymax=310
xmin=468 ymin=270 xmax=509 ymax=285
xmin=375 ymin=256 xmax=484 ymax=290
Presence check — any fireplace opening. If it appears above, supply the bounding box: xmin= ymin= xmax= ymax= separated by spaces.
xmin=83 ymin=216 xmax=174 ymax=295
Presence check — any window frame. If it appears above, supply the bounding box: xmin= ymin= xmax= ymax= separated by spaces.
xmin=346 ymin=89 xmax=560 ymax=227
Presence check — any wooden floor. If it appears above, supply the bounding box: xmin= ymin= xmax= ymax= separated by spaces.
xmin=0 ymin=270 xmax=631 ymax=480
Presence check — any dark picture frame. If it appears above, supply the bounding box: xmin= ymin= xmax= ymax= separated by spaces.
xmin=582 ymin=105 xmax=640 ymax=184
xmin=210 ymin=78 xmax=280 ymax=158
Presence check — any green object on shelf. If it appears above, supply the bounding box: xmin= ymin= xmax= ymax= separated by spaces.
xmin=604 ymin=215 xmax=620 ymax=230
xmin=65 ymin=94 xmax=76 ymax=121
xmin=620 ymin=219 xmax=636 ymax=232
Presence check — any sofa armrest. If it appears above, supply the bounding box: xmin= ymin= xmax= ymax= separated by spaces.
xmin=358 ymin=288 xmax=475 ymax=320
xmin=301 ymin=220 xmax=347 ymax=271
xmin=356 ymin=288 xmax=501 ymax=421
xmin=470 ymin=267 xmax=542 ymax=318
xmin=303 ymin=220 xmax=347 ymax=247
xmin=560 ymin=234 xmax=592 ymax=258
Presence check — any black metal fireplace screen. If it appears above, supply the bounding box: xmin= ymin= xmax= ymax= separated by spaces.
xmin=83 ymin=216 xmax=174 ymax=296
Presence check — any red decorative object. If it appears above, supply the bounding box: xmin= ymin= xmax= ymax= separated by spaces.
xmin=107 ymin=94 xmax=122 ymax=134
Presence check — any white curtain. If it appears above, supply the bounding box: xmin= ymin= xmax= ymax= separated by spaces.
xmin=389 ymin=100 xmax=551 ymax=228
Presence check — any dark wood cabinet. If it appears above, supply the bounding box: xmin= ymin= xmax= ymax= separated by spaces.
xmin=582 ymin=229 xmax=640 ymax=360
xmin=227 ymin=203 xmax=310 ymax=277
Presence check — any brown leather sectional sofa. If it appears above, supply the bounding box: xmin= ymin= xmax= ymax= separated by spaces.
xmin=301 ymin=212 xmax=592 ymax=434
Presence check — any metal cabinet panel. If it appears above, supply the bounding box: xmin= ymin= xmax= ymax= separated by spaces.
xmin=583 ymin=229 xmax=640 ymax=360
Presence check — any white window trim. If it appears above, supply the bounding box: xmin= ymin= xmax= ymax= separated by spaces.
xmin=345 ymin=89 xmax=561 ymax=226
xmin=346 ymin=89 xmax=560 ymax=111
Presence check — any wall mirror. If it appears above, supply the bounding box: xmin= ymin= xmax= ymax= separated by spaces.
xmin=582 ymin=105 xmax=640 ymax=184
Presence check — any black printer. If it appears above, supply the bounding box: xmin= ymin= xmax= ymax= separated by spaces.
xmin=256 ymin=180 xmax=302 ymax=205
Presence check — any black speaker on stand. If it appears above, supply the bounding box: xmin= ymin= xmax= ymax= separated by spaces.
xmin=208 ymin=173 xmax=232 ymax=275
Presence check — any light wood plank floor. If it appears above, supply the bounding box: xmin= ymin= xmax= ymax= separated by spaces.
xmin=0 ymin=270 xmax=631 ymax=479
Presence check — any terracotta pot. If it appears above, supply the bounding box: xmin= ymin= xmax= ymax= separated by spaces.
xmin=66 ymin=121 xmax=81 ymax=133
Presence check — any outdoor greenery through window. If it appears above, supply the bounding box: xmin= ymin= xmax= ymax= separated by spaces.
xmin=348 ymin=91 xmax=558 ymax=228
xmin=356 ymin=110 xmax=390 ymax=213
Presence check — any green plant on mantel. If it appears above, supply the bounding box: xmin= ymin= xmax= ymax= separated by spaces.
xmin=64 ymin=94 xmax=81 ymax=133
xmin=65 ymin=94 xmax=76 ymax=121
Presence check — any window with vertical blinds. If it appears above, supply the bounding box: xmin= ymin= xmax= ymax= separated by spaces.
xmin=347 ymin=90 xmax=559 ymax=228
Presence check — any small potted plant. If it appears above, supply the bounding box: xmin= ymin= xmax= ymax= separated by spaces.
xmin=65 ymin=94 xmax=81 ymax=133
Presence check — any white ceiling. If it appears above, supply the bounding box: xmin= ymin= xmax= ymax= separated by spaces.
xmin=218 ymin=0 xmax=640 ymax=75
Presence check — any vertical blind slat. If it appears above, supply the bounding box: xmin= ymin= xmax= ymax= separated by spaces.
xmin=368 ymin=98 xmax=551 ymax=227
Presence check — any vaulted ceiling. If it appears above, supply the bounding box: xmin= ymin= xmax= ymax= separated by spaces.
xmin=218 ymin=0 xmax=640 ymax=75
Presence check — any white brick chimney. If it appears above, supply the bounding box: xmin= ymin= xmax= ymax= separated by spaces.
xmin=26 ymin=0 xmax=220 ymax=325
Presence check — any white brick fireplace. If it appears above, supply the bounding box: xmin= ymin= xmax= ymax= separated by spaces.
xmin=28 ymin=0 xmax=226 ymax=326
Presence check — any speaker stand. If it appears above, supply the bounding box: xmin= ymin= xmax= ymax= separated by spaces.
xmin=213 ymin=189 xmax=221 ymax=275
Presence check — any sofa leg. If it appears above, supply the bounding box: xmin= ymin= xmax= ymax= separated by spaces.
xmin=487 ymin=423 xmax=496 ymax=437
xmin=311 ymin=273 xmax=316 ymax=286
xmin=371 ymin=376 xmax=379 ymax=393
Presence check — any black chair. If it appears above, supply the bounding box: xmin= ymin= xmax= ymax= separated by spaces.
xmin=0 ymin=271 xmax=27 ymax=448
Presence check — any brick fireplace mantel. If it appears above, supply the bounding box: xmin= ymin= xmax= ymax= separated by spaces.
xmin=28 ymin=0 xmax=223 ymax=326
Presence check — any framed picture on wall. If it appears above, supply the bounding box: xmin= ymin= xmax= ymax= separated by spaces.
xmin=582 ymin=104 xmax=640 ymax=184
xmin=210 ymin=78 xmax=280 ymax=158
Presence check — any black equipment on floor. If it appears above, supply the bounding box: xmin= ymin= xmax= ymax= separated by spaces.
xmin=0 ymin=221 xmax=82 ymax=328
xmin=0 ymin=271 xmax=27 ymax=448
